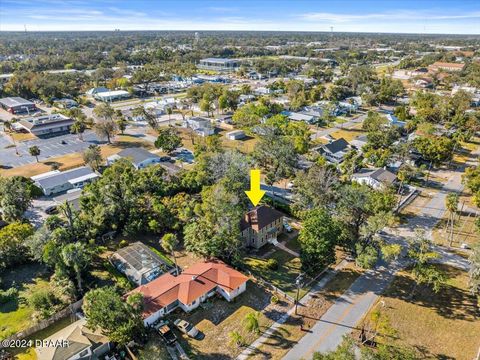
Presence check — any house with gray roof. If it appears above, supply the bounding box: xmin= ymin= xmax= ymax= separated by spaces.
xmin=32 ymin=166 xmax=99 ymax=196
xmin=107 ymin=148 xmax=161 ymax=169
xmin=352 ymin=168 xmax=397 ymax=190
xmin=35 ymin=318 xmax=110 ymax=360
xmin=319 ymin=138 xmax=350 ymax=163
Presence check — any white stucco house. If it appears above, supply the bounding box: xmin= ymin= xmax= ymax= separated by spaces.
xmin=129 ymin=260 xmax=249 ymax=326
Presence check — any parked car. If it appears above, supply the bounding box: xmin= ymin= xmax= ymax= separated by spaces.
xmin=174 ymin=319 xmax=199 ymax=338
xmin=158 ymin=324 xmax=177 ymax=345
xmin=159 ymin=156 xmax=175 ymax=163
xmin=44 ymin=205 xmax=58 ymax=215
xmin=460 ymin=243 xmax=471 ymax=250
xmin=283 ymin=219 xmax=292 ymax=233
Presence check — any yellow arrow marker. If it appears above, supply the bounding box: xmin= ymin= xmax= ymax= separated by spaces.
xmin=245 ymin=169 xmax=266 ymax=206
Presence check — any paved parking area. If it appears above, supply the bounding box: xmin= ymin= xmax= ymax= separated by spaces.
xmin=0 ymin=131 xmax=104 ymax=168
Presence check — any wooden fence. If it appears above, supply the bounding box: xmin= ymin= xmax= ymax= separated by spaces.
xmin=242 ymin=268 xmax=296 ymax=303
xmin=0 ymin=298 xmax=83 ymax=348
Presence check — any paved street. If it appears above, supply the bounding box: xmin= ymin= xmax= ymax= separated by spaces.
xmin=282 ymin=161 xmax=474 ymax=359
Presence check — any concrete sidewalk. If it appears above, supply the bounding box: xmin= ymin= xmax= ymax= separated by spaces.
xmin=236 ymin=260 xmax=349 ymax=360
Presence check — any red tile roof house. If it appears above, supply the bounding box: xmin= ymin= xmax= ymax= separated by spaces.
xmin=129 ymin=260 xmax=249 ymax=326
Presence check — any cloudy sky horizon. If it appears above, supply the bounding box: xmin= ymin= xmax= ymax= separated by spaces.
xmin=1 ymin=0 xmax=479 ymax=34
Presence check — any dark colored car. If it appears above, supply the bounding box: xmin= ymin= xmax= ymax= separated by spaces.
xmin=158 ymin=325 xmax=177 ymax=345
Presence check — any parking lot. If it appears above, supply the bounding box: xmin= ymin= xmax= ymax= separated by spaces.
xmin=0 ymin=130 xmax=104 ymax=168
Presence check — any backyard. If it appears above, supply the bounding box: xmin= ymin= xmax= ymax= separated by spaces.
xmin=244 ymin=248 xmax=309 ymax=299
xmin=357 ymin=264 xmax=480 ymax=360
xmin=169 ymin=281 xmax=290 ymax=359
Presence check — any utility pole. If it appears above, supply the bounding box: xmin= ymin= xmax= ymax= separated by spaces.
xmin=295 ymin=273 xmax=304 ymax=315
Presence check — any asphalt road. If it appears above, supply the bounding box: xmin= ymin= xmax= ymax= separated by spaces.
xmin=282 ymin=163 xmax=473 ymax=359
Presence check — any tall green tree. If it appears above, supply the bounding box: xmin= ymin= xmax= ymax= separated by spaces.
xmin=0 ymin=222 xmax=34 ymax=270
xmin=469 ymin=241 xmax=480 ymax=298
xmin=61 ymin=243 xmax=91 ymax=294
xmin=299 ymin=209 xmax=339 ymax=275
xmin=445 ymin=193 xmax=459 ymax=246
xmin=28 ymin=145 xmax=41 ymax=162
xmin=83 ymin=144 xmax=102 ymax=171
xmin=407 ymin=230 xmax=445 ymax=298
xmin=161 ymin=233 xmax=179 ymax=275
xmin=0 ymin=176 xmax=33 ymax=223
xmin=154 ymin=127 xmax=181 ymax=154
xmin=83 ymin=287 xmax=144 ymax=345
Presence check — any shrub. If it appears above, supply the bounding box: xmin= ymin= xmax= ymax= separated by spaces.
xmin=29 ymin=290 xmax=59 ymax=318
xmin=119 ymin=240 xmax=129 ymax=249
xmin=0 ymin=287 xmax=18 ymax=304
xmin=270 ymin=294 xmax=279 ymax=304
xmin=266 ymin=258 xmax=279 ymax=270
xmin=355 ymin=245 xmax=378 ymax=269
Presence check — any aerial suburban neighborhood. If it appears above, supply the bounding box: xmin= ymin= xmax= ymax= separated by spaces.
xmin=0 ymin=1 xmax=479 ymax=360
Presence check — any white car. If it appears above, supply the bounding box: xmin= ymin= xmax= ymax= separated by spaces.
xmin=283 ymin=220 xmax=293 ymax=233
xmin=174 ymin=319 xmax=199 ymax=338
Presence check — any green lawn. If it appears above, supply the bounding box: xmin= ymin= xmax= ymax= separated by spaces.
xmin=0 ymin=278 xmax=51 ymax=340
xmin=244 ymin=249 xmax=307 ymax=298
xmin=360 ymin=264 xmax=480 ymax=360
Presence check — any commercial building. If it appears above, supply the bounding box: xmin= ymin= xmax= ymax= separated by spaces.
xmin=94 ymin=90 xmax=131 ymax=102
xmin=428 ymin=62 xmax=465 ymax=72
xmin=32 ymin=166 xmax=99 ymax=196
xmin=0 ymin=97 xmax=36 ymax=114
xmin=16 ymin=114 xmax=74 ymax=136
xmin=110 ymin=242 xmax=175 ymax=286
xmin=130 ymin=260 xmax=249 ymax=325
xmin=197 ymin=58 xmax=240 ymax=72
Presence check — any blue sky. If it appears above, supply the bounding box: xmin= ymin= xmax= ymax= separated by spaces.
xmin=1 ymin=0 xmax=479 ymax=34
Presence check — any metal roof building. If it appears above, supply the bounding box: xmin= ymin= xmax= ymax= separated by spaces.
xmin=110 ymin=242 xmax=175 ymax=286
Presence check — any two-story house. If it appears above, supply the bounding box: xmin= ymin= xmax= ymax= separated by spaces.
xmin=240 ymin=206 xmax=284 ymax=249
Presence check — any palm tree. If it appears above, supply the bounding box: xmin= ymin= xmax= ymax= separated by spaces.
xmin=244 ymin=311 xmax=260 ymax=334
xmin=161 ymin=233 xmax=179 ymax=275
xmin=3 ymin=120 xmax=19 ymax=155
xmin=446 ymin=193 xmax=459 ymax=246
xmin=71 ymin=120 xmax=86 ymax=141
xmin=228 ymin=331 xmax=245 ymax=348
xmin=61 ymin=243 xmax=91 ymax=294
xmin=28 ymin=146 xmax=41 ymax=162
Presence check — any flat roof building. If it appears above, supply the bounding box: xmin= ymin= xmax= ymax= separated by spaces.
xmin=16 ymin=114 xmax=74 ymax=136
xmin=0 ymin=97 xmax=36 ymax=114
xmin=110 ymin=242 xmax=175 ymax=286
xmin=198 ymin=58 xmax=240 ymax=72
xmin=94 ymin=90 xmax=131 ymax=102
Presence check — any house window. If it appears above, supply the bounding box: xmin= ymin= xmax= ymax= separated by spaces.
xmin=78 ymin=349 xmax=89 ymax=357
